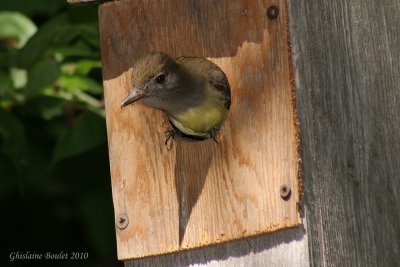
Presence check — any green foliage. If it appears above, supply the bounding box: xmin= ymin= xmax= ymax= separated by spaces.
xmin=0 ymin=11 xmax=37 ymax=48
xmin=27 ymin=58 xmax=61 ymax=94
xmin=0 ymin=2 xmax=120 ymax=266
xmin=0 ymin=6 xmax=105 ymax=169
xmin=54 ymin=111 xmax=106 ymax=162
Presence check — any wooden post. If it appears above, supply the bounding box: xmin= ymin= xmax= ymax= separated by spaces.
xmin=290 ymin=1 xmax=400 ymax=266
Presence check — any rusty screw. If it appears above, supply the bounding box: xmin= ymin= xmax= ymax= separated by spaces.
xmin=267 ymin=5 xmax=279 ymax=20
xmin=116 ymin=213 xmax=129 ymax=230
xmin=280 ymin=184 xmax=291 ymax=199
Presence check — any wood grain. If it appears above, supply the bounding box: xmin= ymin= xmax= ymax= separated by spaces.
xmin=99 ymin=0 xmax=300 ymax=259
xmin=289 ymin=1 xmax=400 ymax=266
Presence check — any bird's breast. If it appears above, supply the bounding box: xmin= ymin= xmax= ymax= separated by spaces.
xmin=169 ymin=102 xmax=228 ymax=138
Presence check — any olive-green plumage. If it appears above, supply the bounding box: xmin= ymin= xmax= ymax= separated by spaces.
xmin=121 ymin=51 xmax=231 ymax=139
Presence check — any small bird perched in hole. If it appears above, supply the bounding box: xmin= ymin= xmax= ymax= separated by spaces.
xmin=121 ymin=51 xmax=231 ymax=143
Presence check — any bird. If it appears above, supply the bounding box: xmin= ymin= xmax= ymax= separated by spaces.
xmin=120 ymin=51 xmax=231 ymax=142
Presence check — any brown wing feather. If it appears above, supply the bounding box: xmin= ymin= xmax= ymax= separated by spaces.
xmin=176 ymin=57 xmax=231 ymax=109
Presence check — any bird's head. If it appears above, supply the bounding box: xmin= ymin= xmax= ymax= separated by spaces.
xmin=121 ymin=52 xmax=182 ymax=110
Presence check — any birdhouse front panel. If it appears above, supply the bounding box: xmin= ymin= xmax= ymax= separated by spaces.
xmin=99 ymin=0 xmax=301 ymax=260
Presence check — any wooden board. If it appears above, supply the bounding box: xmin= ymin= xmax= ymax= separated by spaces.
xmin=289 ymin=1 xmax=400 ymax=266
xmin=124 ymin=226 xmax=309 ymax=266
xmin=99 ymin=0 xmax=300 ymax=260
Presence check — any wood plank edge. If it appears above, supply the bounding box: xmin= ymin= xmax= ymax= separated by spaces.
xmin=285 ymin=0 xmax=304 ymax=204
xmin=119 ymin=222 xmax=303 ymax=260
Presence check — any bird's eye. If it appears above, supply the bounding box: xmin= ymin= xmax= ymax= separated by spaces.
xmin=156 ymin=74 xmax=166 ymax=84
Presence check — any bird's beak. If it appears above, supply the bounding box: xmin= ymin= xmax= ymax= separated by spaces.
xmin=120 ymin=88 xmax=145 ymax=108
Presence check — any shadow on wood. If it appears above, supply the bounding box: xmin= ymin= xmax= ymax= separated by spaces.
xmin=174 ymin=139 xmax=215 ymax=245
xmin=100 ymin=0 xmax=266 ymax=81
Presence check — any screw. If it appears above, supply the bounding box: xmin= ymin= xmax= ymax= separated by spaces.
xmin=267 ymin=5 xmax=279 ymax=20
xmin=280 ymin=184 xmax=291 ymax=199
xmin=116 ymin=213 xmax=129 ymax=230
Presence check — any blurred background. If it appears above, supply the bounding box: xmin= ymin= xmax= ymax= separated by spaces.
xmin=0 ymin=0 xmax=122 ymax=266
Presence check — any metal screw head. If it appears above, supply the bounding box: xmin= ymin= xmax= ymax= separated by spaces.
xmin=116 ymin=213 xmax=129 ymax=230
xmin=267 ymin=5 xmax=279 ymax=20
xmin=280 ymin=184 xmax=291 ymax=199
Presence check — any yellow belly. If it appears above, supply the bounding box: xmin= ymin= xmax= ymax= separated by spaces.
xmin=169 ymin=103 xmax=228 ymax=138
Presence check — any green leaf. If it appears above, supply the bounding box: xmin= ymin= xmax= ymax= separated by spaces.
xmin=0 ymin=11 xmax=37 ymax=48
xmin=0 ymin=108 xmax=28 ymax=175
xmin=58 ymin=75 xmax=102 ymax=94
xmin=71 ymin=90 xmax=105 ymax=118
xmin=0 ymin=71 xmax=15 ymax=108
xmin=0 ymin=68 xmax=28 ymax=105
xmin=62 ymin=60 xmax=101 ymax=75
xmin=18 ymin=25 xmax=81 ymax=68
xmin=17 ymin=8 xmax=99 ymax=68
xmin=0 ymin=71 xmax=13 ymax=94
xmin=41 ymin=86 xmax=105 ymax=118
xmin=53 ymin=111 xmax=106 ymax=162
xmin=26 ymin=59 xmax=60 ymax=95
xmin=10 ymin=67 xmax=27 ymax=88
xmin=46 ymin=41 xmax=99 ymax=62
xmin=74 ymin=60 xmax=101 ymax=75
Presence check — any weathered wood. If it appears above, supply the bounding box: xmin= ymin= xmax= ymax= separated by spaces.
xmin=99 ymin=0 xmax=301 ymax=260
xmin=289 ymin=1 xmax=400 ymax=266
xmin=125 ymin=226 xmax=309 ymax=267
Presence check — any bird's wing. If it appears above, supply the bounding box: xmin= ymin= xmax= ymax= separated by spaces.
xmin=208 ymin=68 xmax=231 ymax=109
xmin=176 ymin=56 xmax=231 ymax=109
